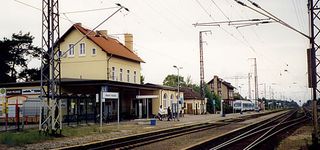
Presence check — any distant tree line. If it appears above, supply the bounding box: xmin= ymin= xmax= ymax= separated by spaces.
xmin=0 ymin=32 xmax=41 ymax=83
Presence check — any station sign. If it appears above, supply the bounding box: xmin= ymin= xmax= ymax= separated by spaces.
xmin=102 ymin=92 xmax=119 ymax=99
xmin=6 ymin=89 xmax=22 ymax=95
xmin=22 ymin=89 xmax=41 ymax=95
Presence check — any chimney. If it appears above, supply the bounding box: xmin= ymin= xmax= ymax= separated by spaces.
xmin=124 ymin=33 xmax=133 ymax=51
xmin=96 ymin=30 xmax=108 ymax=37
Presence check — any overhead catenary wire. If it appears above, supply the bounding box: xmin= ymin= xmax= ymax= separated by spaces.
xmin=61 ymin=6 xmax=118 ymax=14
xmin=235 ymin=0 xmax=309 ymax=39
xmin=202 ymin=0 xmax=303 ymax=96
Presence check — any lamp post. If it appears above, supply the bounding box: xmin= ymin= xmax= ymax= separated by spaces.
xmin=173 ymin=65 xmax=182 ymax=121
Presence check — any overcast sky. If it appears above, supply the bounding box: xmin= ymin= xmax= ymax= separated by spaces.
xmin=0 ymin=0 xmax=310 ymax=104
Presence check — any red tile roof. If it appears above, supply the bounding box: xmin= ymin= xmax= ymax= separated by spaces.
xmin=61 ymin=23 xmax=144 ymax=63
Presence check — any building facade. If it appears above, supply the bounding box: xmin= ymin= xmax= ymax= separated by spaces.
xmin=180 ymin=87 xmax=206 ymax=115
xmin=208 ymin=75 xmax=235 ymax=104
xmin=58 ymin=23 xmax=143 ymax=84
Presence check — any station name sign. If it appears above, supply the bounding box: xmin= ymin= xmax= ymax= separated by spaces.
xmin=6 ymin=89 xmax=22 ymax=95
xmin=102 ymin=92 xmax=119 ymax=99
xmin=5 ymin=88 xmax=41 ymax=96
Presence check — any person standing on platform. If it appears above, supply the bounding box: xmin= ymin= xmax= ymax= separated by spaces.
xmin=167 ymin=107 xmax=172 ymax=121
xmin=158 ymin=105 xmax=164 ymax=121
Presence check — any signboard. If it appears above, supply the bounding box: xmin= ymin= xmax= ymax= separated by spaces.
xmin=22 ymin=89 xmax=41 ymax=95
xmin=136 ymin=95 xmax=158 ymax=99
xmin=102 ymin=92 xmax=119 ymax=99
xmin=6 ymin=89 xmax=22 ymax=95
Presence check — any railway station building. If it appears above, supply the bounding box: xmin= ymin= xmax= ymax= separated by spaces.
xmin=0 ymin=23 xmax=183 ymax=125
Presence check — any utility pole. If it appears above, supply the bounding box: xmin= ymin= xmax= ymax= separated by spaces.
xmin=254 ymin=58 xmax=259 ymax=109
xmin=199 ymin=30 xmax=211 ymax=114
xmin=308 ymin=0 xmax=319 ymax=144
xmin=40 ymin=0 xmax=62 ymax=135
xmin=249 ymin=58 xmax=258 ymax=109
xmin=264 ymin=83 xmax=266 ymax=98
xmin=248 ymin=73 xmax=252 ymax=100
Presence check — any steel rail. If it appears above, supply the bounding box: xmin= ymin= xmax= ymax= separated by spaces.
xmin=211 ymin=110 xmax=301 ymax=150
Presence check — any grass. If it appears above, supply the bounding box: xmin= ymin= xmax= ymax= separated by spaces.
xmin=0 ymin=124 xmax=121 ymax=146
xmin=0 ymin=129 xmax=52 ymax=146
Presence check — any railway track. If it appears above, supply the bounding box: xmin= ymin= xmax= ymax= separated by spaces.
xmin=61 ymin=122 xmax=227 ymax=150
xmin=186 ymin=109 xmax=309 ymax=150
xmin=59 ymin=110 xmax=286 ymax=150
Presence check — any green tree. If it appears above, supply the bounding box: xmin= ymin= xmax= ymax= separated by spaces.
xmin=18 ymin=68 xmax=41 ymax=82
xmin=163 ymin=74 xmax=186 ymax=87
xmin=0 ymin=40 xmax=11 ymax=82
xmin=140 ymin=75 xmax=145 ymax=84
xmin=0 ymin=32 xmax=41 ymax=82
xmin=233 ymin=92 xmax=244 ymax=100
xmin=190 ymin=83 xmax=220 ymax=114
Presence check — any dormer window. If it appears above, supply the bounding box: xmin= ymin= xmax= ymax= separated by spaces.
xmin=79 ymin=43 xmax=85 ymax=56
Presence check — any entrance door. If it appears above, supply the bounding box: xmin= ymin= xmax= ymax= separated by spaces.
xmin=133 ymin=99 xmax=143 ymax=119
xmin=187 ymin=103 xmax=193 ymax=114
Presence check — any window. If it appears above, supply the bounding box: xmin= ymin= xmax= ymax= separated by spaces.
xmin=68 ymin=44 xmax=75 ymax=57
xmin=163 ymin=93 xmax=168 ymax=109
xmin=79 ymin=43 xmax=85 ymax=56
xmin=119 ymin=68 xmax=123 ymax=81
xmin=133 ymin=71 xmax=137 ymax=83
xmin=127 ymin=70 xmax=130 ymax=82
xmin=112 ymin=67 xmax=116 ymax=80
xmin=92 ymin=48 xmax=96 ymax=55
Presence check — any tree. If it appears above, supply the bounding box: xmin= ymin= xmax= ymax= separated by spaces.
xmin=0 ymin=32 xmax=41 ymax=83
xmin=18 ymin=68 xmax=41 ymax=82
xmin=163 ymin=74 xmax=186 ymax=87
xmin=0 ymin=40 xmax=11 ymax=82
xmin=233 ymin=92 xmax=244 ymax=100
xmin=140 ymin=75 xmax=145 ymax=84
xmin=191 ymin=83 xmax=221 ymax=114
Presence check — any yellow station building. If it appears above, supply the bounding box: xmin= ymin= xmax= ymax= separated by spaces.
xmin=0 ymin=23 xmax=184 ymax=124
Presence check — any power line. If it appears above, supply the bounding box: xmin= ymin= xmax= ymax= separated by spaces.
xmin=235 ymin=0 xmax=309 ymax=39
xmin=14 ymin=0 xmax=41 ymax=11
xmin=211 ymin=0 xmax=230 ymax=20
xmin=195 ymin=0 xmax=215 ymax=21
xmin=61 ymin=7 xmax=118 ymax=14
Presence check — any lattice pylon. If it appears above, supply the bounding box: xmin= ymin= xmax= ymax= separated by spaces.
xmin=39 ymin=0 xmax=61 ymax=135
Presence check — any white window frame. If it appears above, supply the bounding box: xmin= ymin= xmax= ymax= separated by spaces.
xmin=79 ymin=43 xmax=86 ymax=56
xmin=112 ymin=67 xmax=116 ymax=81
xmin=68 ymin=44 xmax=75 ymax=57
xmin=119 ymin=68 xmax=123 ymax=81
xmin=163 ymin=93 xmax=168 ymax=109
xmin=133 ymin=71 xmax=137 ymax=83
xmin=92 ymin=48 xmax=96 ymax=56
xmin=127 ymin=70 xmax=130 ymax=82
